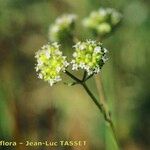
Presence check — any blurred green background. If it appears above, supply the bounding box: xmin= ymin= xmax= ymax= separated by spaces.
xmin=0 ymin=0 xmax=150 ymax=150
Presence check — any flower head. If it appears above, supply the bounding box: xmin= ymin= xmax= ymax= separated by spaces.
xmin=83 ymin=7 xmax=122 ymax=36
xmin=71 ymin=40 xmax=108 ymax=75
xmin=49 ymin=14 xmax=77 ymax=42
xmin=35 ymin=42 xmax=69 ymax=86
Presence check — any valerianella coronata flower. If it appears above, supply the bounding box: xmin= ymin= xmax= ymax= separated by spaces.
xmin=35 ymin=42 xmax=69 ymax=86
xmin=49 ymin=14 xmax=77 ymax=42
xmin=83 ymin=7 xmax=122 ymax=36
xmin=71 ymin=40 xmax=108 ymax=75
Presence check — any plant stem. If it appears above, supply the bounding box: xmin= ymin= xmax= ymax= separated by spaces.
xmin=65 ymin=71 xmax=120 ymax=149
xmin=84 ymin=73 xmax=94 ymax=81
xmin=65 ymin=70 xmax=81 ymax=83
xmin=82 ymin=71 xmax=87 ymax=81
xmin=94 ymin=74 xmax=106 ymax=104
xmin=96 ymin=36 xmax=119 ymax=149
xmin=81 ymin=83 xmax=120 ymax=149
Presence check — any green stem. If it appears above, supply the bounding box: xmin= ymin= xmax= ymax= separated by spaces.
xmin=65 ymin=70 xmax=81 ymax=83
xmin=82 ymin=71 xmax=87 ymax=81
xmin=65 ymin=71 xmax=120 ymax=149
xmin=82 ymin=83 xmax=104 ymax=113
xmin=82 ymin=83 xmax=120 ymax=149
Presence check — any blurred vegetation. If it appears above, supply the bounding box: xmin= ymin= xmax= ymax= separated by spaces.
xmin=0 ymin=0 xmax=150 ymax=150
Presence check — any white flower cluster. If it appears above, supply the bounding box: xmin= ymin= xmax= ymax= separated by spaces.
xmin=83 ymin=7 xmax=122 ymax=36
xmin=35 ymin=42 xmax=69 ymax=86
xmin=49 ymin=14 xmax=77 ymax=42
xmin=71 ymin=40 xmax=108 ymax=75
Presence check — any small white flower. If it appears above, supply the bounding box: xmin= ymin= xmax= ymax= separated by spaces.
xmin=73 ymin=52 xmax=77 ymax=57
xmin=102 ymin=55 xmax=109 ymax=63
xmin=38 ymin=73 xmax=43 ymax=79
xmin=56 ymin=67 xmax=61 ymax=72
xmin=103 ymin=48 xmax=108 ymax=53
xmin=99 ymin=8 xmax=107 ymax=16
xmin=63 ymin=61 xmax=69 ymax=68
xmin=35 ymin=66 xmax=39 ymax=72
xmin=79 ymin=62 xmax=85 ymax=69
xmin=49 ymin=14 xmax=77 ymax=42
xmin=79 ymin=44 xmax=86 ymax=50
xmin=51 ymin=25 xmax=60 ymax=33
xmin=49 ymin=79 xmax=55 ymax=86
xmin=45 ymin=50 xmax=50 ymax=58
xmin=37 ymin=59 xmax=43 ymax=66
xmin=73 ymin=42 xmax=81 ymax=49
xmin=55 ymin=50 xmax=62 ymax=55
xmin=55 ymin=76 xmax=62 ymax=82
xmin=72 ymin=63 xmax=78 ymax=70
xmin=94 ymin=46 xmax=101 ymax=53
xmin=52 ymin=42 xmax=60 ymax=48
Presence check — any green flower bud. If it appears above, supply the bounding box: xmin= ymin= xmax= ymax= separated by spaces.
xmin=97 ymin=23 xmax=111 ymax=35
xmin=49 ymin=14 xmax=77 ymax=42
xmin=111 ymin=11 xmax=122 ymax=25
xmin=82 ymin=7 xmax=122 ymax=36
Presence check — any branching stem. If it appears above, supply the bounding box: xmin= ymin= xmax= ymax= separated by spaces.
xmin=65 ymin=70 xmax=120 ymax=149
